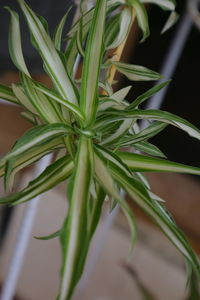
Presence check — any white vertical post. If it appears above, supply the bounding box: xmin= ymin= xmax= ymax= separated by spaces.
xmin=0 ymin=154 xmax=53 ymax=300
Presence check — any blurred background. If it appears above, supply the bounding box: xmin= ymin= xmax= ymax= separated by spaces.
xmin=0 ymin=0 xmax=200 ymax=299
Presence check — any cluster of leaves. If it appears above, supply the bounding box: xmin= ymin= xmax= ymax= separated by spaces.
xmin=0 ymin=0 xmax=199 ymax=299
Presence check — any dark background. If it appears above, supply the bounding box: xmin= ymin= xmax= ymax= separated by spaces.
xmin=0 ymin=0 xmax=74 ymax=73
xmin=122 ymin=0 xmax=200 ymax=169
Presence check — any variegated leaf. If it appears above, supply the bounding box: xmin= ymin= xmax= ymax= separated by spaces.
xmin=18 ymin=0 xmax=78 ymax=105
xmin=141 ymin=0 xmax=176 ymax=11
xmin=109 ymin=157 xmax=200 ymax=279
xmin=59 ymin=136 xmax=93 ymax=300
xmin=5 ymin=7 xmax=30 ymax=77
xmin=112 ymin=61 xmax=162 ymax=81
xmin=104 ymin=109 xmax=200 ymax=141
xmin=118 ymin=151 xmax=200 ymax=175
xmin=127 ymin=0 xmax=150 ymax=41
xmin=0 ymin=156 xmax=73 ymax=205
xmin=0 ymin=84 xmax=19 ymax=105
xmin=80 ymin=0 xmax=106 ymax=126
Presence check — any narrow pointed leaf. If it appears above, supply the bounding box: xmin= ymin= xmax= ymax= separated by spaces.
xmin=127 ymin=0 xmax=150 ymax=41
xmin=0 ymin=84 xmax=19 ymax=105
xmin=111 ymin=86 xmax=132 ymax=102
xmin=141 ymin=0 xmax=176 ymax=11
xmin=133 ymin=141 xmax=167 ymax=158
xmin=0 ymin=156 xmax=73 ymax=205
xmin=101 ymin=119 xmax=134 ymax=146
xmin=21 ymin=111 xmax=37 ymax=124
xmin=35 ymin=84 xmax=85 ymax=121
xmin=112 ymin=61 xmax=161 ymax=81
xmin=104 ymin=13 xmax=121 ymax=49
xmin=105 ymin=109 xmax=200 ymax=141
xmin=5 ymin=7 xmax=30 ymax=77
xmin=21 ymin=73 xmax=63 ymax=123
xmin=80 ymin=0 xmax=106 ymax=126
xmin=54 ymin=7 xmax=71 ymax=51
xmin=18 ymin=0 xmax=78 ymax=105
xmin=109 ymin=158 xmax=200 ymax=278
xmin=0 ymin=123 xmax=72 ymax=167
xmin=12 ymin=83 xmax=38 ymax=114
xmin=161 ymin=11 xmax=179 ymax=34
xmin=94 ymin=149 xmax=137 ymax=249
xmin=35 ymin=229 xmax=61 ymax=240
xmin=3 ymin=139 xmax=64 ymax=191
xmin=59 ymin=136 xmax=93 ymax=300
xmin=107 ymin=7 xmax=133 ymax=49
xmin=118 ymin=151 xmax=200 ymax=175
xmin=119 ymin=122 xmax=167 ymax=146
xmin=129 ymin=81 xmax=170 ymax=109
xmin=0 ymin=138 xmax=63 ymax=178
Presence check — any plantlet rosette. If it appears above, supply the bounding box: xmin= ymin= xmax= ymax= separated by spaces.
xmin=0 ymin=0 xmax=199 ymax=299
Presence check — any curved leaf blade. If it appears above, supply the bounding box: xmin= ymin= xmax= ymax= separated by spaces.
xmin=0 ymin=84 xmax=19 ymax=105
xmin=112 ymin=61 xmax=161 ymax=81
xmin=80 ymin=0 xmax=106 ymax=126
xmin=118 ymin=151 xmax=200 ymax=175
xmin=127 ymin=0 xmax=150 ymax=41
xmin=141 ymin=0 xmax=176 ymax=11
xmin=59 ymin=136 xmax=93 ymax=300
xmin=0 ymin=156 xmax=73 ymax=205
xmin=109 ymin=157 xmax=200 ymax=279
xmin=35 ymin=84 xmax=85 ymax=121
xmin=18 ymin=0 xmax=78 ymax=105
xmin=0 ymin=123 xmax=73 ymax=167
xmin=105 ymin=109 xmax=200 ymax=141
xmin=5 ymin=7 xmax=30 ymax=77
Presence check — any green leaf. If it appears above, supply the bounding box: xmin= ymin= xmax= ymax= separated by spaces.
xmin=128 ymin=80 xmax=170 ymax=109
xmin=161 ymin=11 xmax=179 ymax=34
xmin=12 ymin=83 xmax=38 ymax=115
xmin=20 ymin=111 xmax=37 ymax=124
xmin=35 ymin=229 xmax=61 ymax=240
xmin=107 ymin=7 xmax=133 ymax=49
xmin=119 ymin=121 xmax=167 ymax=146
xmin=59 ymin=136 xmax=93 ymax=300
xmin=0 ymin=84 xmax=19 ymax=105
xmin=5 ymin=7 xmax=30 ymax=77
xmin=110 ymin=86 xmax=132 ymax=102
xmin=34 ymin=83 xmax=85 ymax=121
xmin=0 ymin=156 xmax=73 ymax=205
xmin=141 ymin=0 xmax=176 ymax=11
xmin=112 ymin=61 xmax=162 ymax=81
xmin=127 ymin=0 xmax=150 ymax=42
xmin=3 ymin=139 xmax=64 ymax=191
xmin=65 ymin=35 xmax=78 ymax=77
xmin=0 ymin=138 xmax=63 ymax=179
xmin=101 ymin=119 xmax=134 ymax=146
xmin=0 ymin=123 xmax=73 ymax=167
xmin=18 ymin=0 xmax=78 ymax=105
xmin=109 ymin=156 xmax=200 ymax=279
xmin=104 ymin=109 xmax=200 ymax=141
xmin=133 ymin=141 xmax=167 ymax=158
xmin=104 ymin=13 xmax=121 ymax=49
xmin=21 ymin=73 xmax=63 ymax=123
xmin=80 ymin=0 xmax=106 ymax=126
xmin=94 ymin=149 xmax=137 ymax=250
xmin=53 ymin=7 xmax=72 ymax=51
xmin=118 ymin=151 xmax=200 ymax=175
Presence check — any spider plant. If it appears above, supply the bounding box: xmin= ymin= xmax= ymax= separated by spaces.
xmin=0 ymin=0 xmax=199 ymax=299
